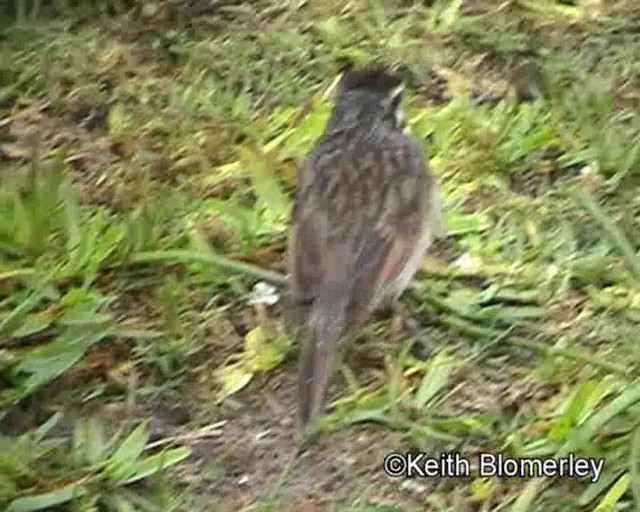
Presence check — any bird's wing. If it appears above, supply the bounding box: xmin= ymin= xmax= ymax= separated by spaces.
xmin=347 ymin=140 xmax=432 ymax=315
xmin=285 ymin=154 xmax=343 ymax=330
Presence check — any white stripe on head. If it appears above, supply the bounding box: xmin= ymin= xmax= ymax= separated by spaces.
xmin=388 ymin=85 xmax=408 ymax=132
xmin=390 ymin=84 xmax=405 ymax=100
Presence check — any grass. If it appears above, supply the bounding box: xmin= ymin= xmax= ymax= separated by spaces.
xmin=0 ymin=0 xmax=639 ymax=510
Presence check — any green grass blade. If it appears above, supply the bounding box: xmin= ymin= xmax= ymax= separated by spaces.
xmin=413 ymin=351 xmax=454 ymax=410
xmin=572 ymin=188 xmax=640 ymax=280
xmin=129 ymin=250 xmax=286 ymax=286
xmin=593 ymin=473 xmax=629 ymax=512
xmin=8 ymin=485 xmax=86 ymax=512
xmin=120 ymin=446 xmax=191 ymax=485
xmin=563 ymin=381 xmax=640 ymax=453
xmin=107 ymin=423 xmax=150 ymax=476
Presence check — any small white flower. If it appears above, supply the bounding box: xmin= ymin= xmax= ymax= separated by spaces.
xmin=580 ymin=163 xmax=598 ymax=176
xmin=249 ymin=282 xmax=280 ymax=306
xmin=453 ymin=253 xmax=481 ymax=272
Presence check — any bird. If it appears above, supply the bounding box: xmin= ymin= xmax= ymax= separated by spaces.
xmin=284 ymin=67 xmax=443 ymax=430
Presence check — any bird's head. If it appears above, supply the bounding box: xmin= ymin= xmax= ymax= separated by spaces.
xmin=330 ymin=67 xmax=407 ymax=133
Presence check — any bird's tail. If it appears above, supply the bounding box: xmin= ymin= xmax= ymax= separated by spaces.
xmin=298 ymin=290 xmax=349 ymax=430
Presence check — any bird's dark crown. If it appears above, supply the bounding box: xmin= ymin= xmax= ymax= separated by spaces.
xmin=338 ymin=67 xmax=402 ymax=96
